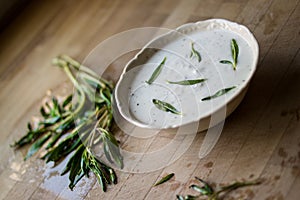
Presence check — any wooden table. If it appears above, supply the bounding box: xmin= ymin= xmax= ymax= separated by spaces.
xmin=0 ymin=0 xmax=299 ymax=199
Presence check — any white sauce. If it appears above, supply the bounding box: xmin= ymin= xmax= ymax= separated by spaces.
xmin=118 ymin=28 xmax=255 ymax=128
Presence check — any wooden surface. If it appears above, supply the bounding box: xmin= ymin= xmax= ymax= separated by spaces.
xmin=0 ymin=0 xmax=300 ymax=199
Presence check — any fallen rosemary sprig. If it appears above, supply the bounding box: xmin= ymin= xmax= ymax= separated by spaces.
xmin=146 ymin=57 xmax=166 ymax=84
xmin=201 ymin=86 xmax=236 ymax=101
xmin=152 ymin=99 xmax=181 ymax=115
xmin=190 ymin=42 xmax=201 ymax=62
xmin=177 ymin=177 xmax=261 ymax=200
xmin=220 ymin=39 xmax=239 ymax=70
xmin=167 ymin=78 xmax=206 ymax=85
xmin=12 ymin=55 xmax=123 ymax=191
xmin=153 ymin=173 xmax=174 ymax=186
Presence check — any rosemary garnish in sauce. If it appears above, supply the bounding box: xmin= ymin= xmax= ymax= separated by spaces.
xmin=146 ymin=57 xmax=167 ymax=84
xmin=220 ymin=39 xmax=239 ymax=70
xmin=152 ymin=99 xmax=181 ymax=115
xmin=201 ymin=86 xmax=236 ymax=101
xmin=190 ymin=42 xmax=201 ymax=62
xmin=167 ymin=78 xmax=206 ymax=85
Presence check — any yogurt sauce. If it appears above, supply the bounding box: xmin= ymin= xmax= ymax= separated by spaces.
xmin=118 ymin=28 xmax=255 ymax=129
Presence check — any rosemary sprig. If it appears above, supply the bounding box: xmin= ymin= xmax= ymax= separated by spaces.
xmin=177 ymin=177 xmax=261 ymax=200
xmin=190 ymin=42 xmax=201 ymax=62
xmin=201 ymin=86 xmax=236 ymax=101
xmin=146 ymin=57 xmax=166 ymax=85
xmin=152 ymin=99 xmax=181 ymax=115
xmin=12 ymin=55 xmax=122 ymax=191
xmin=167 ymin=79 xmax=206 ymax=85
xmin=220 ymin=39 xmax=239 ymax=70
xmin=153 ymin=173 xmax=174 ymax=186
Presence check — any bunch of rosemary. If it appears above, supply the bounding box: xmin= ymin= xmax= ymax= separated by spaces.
xmin=12 ymin=55 xmax=123 ymax=191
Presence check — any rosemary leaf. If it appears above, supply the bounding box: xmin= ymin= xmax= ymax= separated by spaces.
xmin=12 ymin=128 xmax=47 ymax=148
xmin=191 ymin=42 xmax=201 ymax=62
xmin=69 ymin=172 xmax=85 ymax=191
xmin=24 ymin=132 xmax=51 ymax=160
xmin=152 ymin=99 xmax=181 ymax=115
xmin=105 ymin=139 xmax=123 ymax=169
xmin=81 ymin=150 xmax=90 ymax=177
xmin=62 ymin=94 xmax=73 ymax=108
xmin=28 ymin=122 xmax=33 ymax=130
xmin=176 ymin=195 xmax=185 ymax=200
xmin=146 ymin=57 xmax=166 ymax=84
xmin=103 ymin=142 xmax=114 ymax=164
xmin=219 ymin=60 xmax=232 ymax=65
xmin=46 ymin=131 xmax=63 ymax=149
xmin=40 ymin=107 xmax=49 ymax=118
xmin=109 ymin=168 xmax=118 ymax=184
xmin=201 ymin=86 xmax=236 ymax=101
xmin=40 ymin=116 xmax=61 ymax=126
xmin=167 ymin=78 xmax=206 ymax=85
xmin=154 ymin=173 xmax=174 ymax=186
xmin=220 ymin=39 xmax=239 ymax=70
xmin=231 ymin=38 xmax=239 ymax=66
xmin=190 ymin=184 xmax=210 ymax=195
xmin=195 ymin=177 xmax=214 ymax=194
xmin=61 ymin=153 xmax=75 ymax=176
xmin=68 ymin=145 xmax=85 ymax=190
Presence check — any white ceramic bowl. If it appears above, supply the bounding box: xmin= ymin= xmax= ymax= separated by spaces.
xmin=114 ymin=19 xmax=259 ymax=132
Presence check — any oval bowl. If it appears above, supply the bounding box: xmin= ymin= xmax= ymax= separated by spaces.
xmin=114 ymin=19 xmax=259 ymax=132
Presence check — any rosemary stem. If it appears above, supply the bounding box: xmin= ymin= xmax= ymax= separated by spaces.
xmin=50 ymin=71 xmax=85 ymax=131
xmin=59 ymin=55 xmax=113 ymax=89
xmin=79 ymin=72 xmax=106 ymax=88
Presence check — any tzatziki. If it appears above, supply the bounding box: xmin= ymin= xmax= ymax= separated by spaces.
xmin=115 ymin=19 xmax=259 ymax=129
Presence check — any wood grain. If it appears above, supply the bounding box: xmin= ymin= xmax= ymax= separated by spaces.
xmin=0 ymin=0 xmax=299 ymax=199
